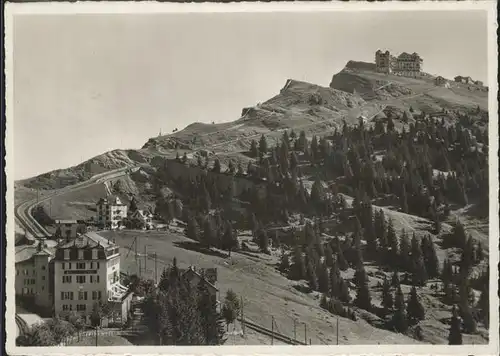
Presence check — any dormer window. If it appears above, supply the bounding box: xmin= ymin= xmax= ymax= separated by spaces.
xmin=78 ymin=250 xmax=84 ymax=260
xmin=64 ymin=249 xmax=70 ymax=260
xmin=92 ymin=249 xmax=98 ymax=260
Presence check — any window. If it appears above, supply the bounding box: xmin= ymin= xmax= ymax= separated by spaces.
xmin=76 ymin=304 xmax=86 ymax=312
xmin=61 ymin=292 xmax=73 ymax=300
xmin=78 ymin=250 xmax=84 ymax=260
xmin=97 ymin=275 xmax=100 ymax=283
xmin=97 ymin=262 xmax=100 ymax=269
xmin=92 ymin=291 xmax=98 ymax=300
xmin=42 ymin=276 xmax=45 ymax=281
xmin=63 ymin=304 xmax=69 ymax=311
xmin=42 ymin=266 xmax=46 ymax=270
xmin=62 ymin=276 xmax=72 ymax=284
xmin=64 ymin=250 xmax=70 ymax=260
xmin=76 ymin=276 xmax=86 ymax=284
xmin=92 ymin=249 xmax=98 ymax=260
xmin=98 ymin=291 xmax=102 ymax=300
xmin=77 ymin=262 xmax=86 ymax=270
xmin=68 ymin=263 xmax=72 ymax=270
xmin=62 ymin=263 xmax=65 ymax=270
xmin=78 ymin=291 xmax=88 ymax=301
xmin=16 ymin=270 xmax=19 ymax=276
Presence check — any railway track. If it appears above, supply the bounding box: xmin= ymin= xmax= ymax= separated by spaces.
xmin=238 ymin=318 xmax=306 ymax=345
xmin=15 ymin=314 xmax=29 ymax=337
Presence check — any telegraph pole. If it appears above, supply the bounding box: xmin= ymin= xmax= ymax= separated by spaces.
xmin=304 ymin=323 xmax=307 ymax=345
xmin=293 ymin=319 xmax=297 ymax=341
xmin=241 ymin=296 xmax=245 ymax=335
xmin=271 ymin=316 xmax=274 ymax=345
xmin=336 ymin=316 xmax=339 ymax=345
xmin=154 ymin=252 xmax=158 ymax=284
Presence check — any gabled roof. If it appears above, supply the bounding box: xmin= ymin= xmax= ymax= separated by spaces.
xmin=16 ymin=243 xmax=55 ymax=264
xmin=57 ymin=231 xmax=115 ymax=249
xmin=182 ymin=267 xmax=218 ymax=291
xmin=97 ymin=195 xmax=125 ymax=206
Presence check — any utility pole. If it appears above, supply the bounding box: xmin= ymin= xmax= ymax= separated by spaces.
xmin=154 ymin=252 xmax=158 ymax=284
xmin=144 ymin=245 xmax=147 ymax=272
xmin=241 ymin=296 xmax=245 ymax=335
xmin=271 ymin=316 xmax=274 ymax=345
xmin=336 ymin=316 xmax=339 ymax=345
xmin=304 ymin=323 xmax=307 ymax=345
xmin=293 ymin=319 xmax=297 ymax=341
xmin=95 ymin=326 xmax=98 ymax=346
xmin=138 ymin=259 xmax=142 ymax=277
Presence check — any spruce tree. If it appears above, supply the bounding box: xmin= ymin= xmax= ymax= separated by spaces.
xmin=448 ymin=305 xmax=463 ymax=345
xmin=406 ymin=286 xmax=425 ymax=323
xmin=410 ymin=234 xmax=428 ymax=286
xmin=250 ymin=140 xmax=259 ymax=158
xmin=382 ymin=278 xmax=394 ymax=311
xmin=399 ymin=229 xmax=411 ymax=271
xmin=259 ymin=134 xmax=268 ymax=155
xmin=392 ymin=285 xmax=408 ymax=333
xmin=354 ymin=266 xmax=372 ymax=311
xmin=186 ymin=216 xmax=200 ymax=241
xmin=289 ymin=246 xmax=306 ymax=280
xmin=317 ymin=261 xmax=330 ymax=294
xmin=279 ymin=252 xmax=290 ymax=273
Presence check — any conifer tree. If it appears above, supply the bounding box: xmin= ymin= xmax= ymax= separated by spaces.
xmin=279 ymin=252 xmax=290 ymax=273
xmin=307 ymin=262 xmax=318 ymax=291
xmin=336 ymin=239 xmax=349 ymax=271
xmin=452 ymin=219 xmax=468 ymax=249
xmin=410 ymin=234 xmax=428 ymax=286
xmin=186 ymin=216 xmax=200 ymax=241
xmin=406 ymin=286 xmax=425 ymax=323
xmin=318 ymin=261 xmax=330 ymax=294
xmin=354 ymin=266 xmax=372 ymax=311
xmin=448 ymin=305 xmax=463 ymax=345
xmin=289 ymin=246 xmax=306 ymax=280
xmin=259 ymin=134 xmax=268 ymax=155
xmin=391 ymin=271 xmax=400 ymax=287
xmin=221 ymin=222 xmax=239 ymax=256
xmin=202 ymin=218 xmax=215 ymax=248
xmin=382 ymin=278 xmax=394 ymax=311
xmin=399 ymin=229 xmax=411 ymax=271
xmin=392 ymin=285 xmax=408 ymax=333
xmin=478 ymin=281 xmax=489 ymax=328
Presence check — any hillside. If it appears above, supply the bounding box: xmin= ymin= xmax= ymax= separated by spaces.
xmin=15 ymin=60 xmax=490 ymax=345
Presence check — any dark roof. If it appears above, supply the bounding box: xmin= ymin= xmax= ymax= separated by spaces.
xmin=16 ymin=244 xmax=55 ymax=264
xmin=57 ymin=231 xmax=115 ymax=249
xmin=181 ymin=267 xmax=218 ymax=291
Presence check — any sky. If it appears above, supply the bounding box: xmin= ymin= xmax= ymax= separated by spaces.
xmin=12 ymin=10 xmax=489 ymax=180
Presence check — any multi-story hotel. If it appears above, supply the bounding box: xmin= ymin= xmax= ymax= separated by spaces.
xmin=96 ymin=196 xmax=128 ymax=230
xmin=54 ymin=219 xmax=87 ymax=240
xmin=375 ymin=50 xmax=423 ymax=77
xmin=15 ymin=239 xmax=55 ymax=315
xmin=52 ymin=231 xmax=129 ymax=322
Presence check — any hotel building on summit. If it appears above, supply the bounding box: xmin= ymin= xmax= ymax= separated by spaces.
xmin=375 ymin=50 xmax=423 ymax=77
xmin=53 ymin=232 xmax=131 ymax=323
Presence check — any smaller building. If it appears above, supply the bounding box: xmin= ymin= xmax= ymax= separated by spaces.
xmin=454 ymin=75 xmax=474 ymax=84
xmin=54 ymin=220 xmax=87 ymax=240
xmin=129 ymin=210 xmax=154 ymax=230
xmin=181 ymin=267 xmax=218 ymax=302
xmin=96 ymin=196 xmax=128 ymax=230
xmin=434 ymin=76 xmax=447 ymax=86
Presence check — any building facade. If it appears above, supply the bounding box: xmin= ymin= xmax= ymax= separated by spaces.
xmin=130 ymin=209 xmax=154 ymax=230
xmin=55 ymin=220 xmax=87 ymax=240
xmin=53 ymin=232 xmax=126 ymax=322
xmin=96 ymin=196 xmax=128 ymax=230
xmin=375 ymin=50 xmax=423 ymax=77
xmin=15 ymin=239 xmax=54 ymax=315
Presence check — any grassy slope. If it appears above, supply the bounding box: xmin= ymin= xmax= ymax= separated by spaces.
xmin=100 ymin=229 xmax=420 ymax=345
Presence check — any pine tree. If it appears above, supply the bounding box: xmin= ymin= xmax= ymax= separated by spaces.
xmin=186 ymin=216 xmax=200 ymax=241
xmin=392 ymin=285 xmax=408 ymax=333
xmin=410 ymin=234 xmax=428 ymax=286
xmin=279 ymin=252 xmax=290 ymax=273
xmin=317 ymin=261 xmax=330 ymax=294
xmin=221 ymin=222 xmax=239 ymax=256
xmin=391 ymin=271 xmax=400 ymax=287
xmin=289 ymin=246 xmax=306 ymax=280
xmin=401 ymin=185 xmax=409 ymax=213
xmin=129 ymin=197 xmax=138 ymax=213
xmin=399 ymin=229 xmax=411 ymax=271
xmin=452 ymin=219 xmax=468 ymax=249
xmin=354 ymin=266 xmax=372 ymax=311
xmin=422 ymin=235 xmax=440 ymax=279
xmin=250 ymin=140 xmax=259 ymax=158
xmin=382 ymin=278 xmax=394 ymax=311
xmin=406 ymin=286 xmax=425 ymax=323
xmin=338 ymin=277 xmax=351 ymax=303
xmin=202 ymin=218 xmax=215 ymax=248
xmin=257 ymin=228 xmax=270 ymax=254
xmin=221 ymin=289 xmax=240 ymax=331
xmin=448 ymin=305 xmax=463 ymax=345
xmin=325 ymin=244 xmax=335 ymax=267
xmin=259 ymin=134 xmax=268 ymax=155
xmin=307 ymin=262 xmax=318 ymax=291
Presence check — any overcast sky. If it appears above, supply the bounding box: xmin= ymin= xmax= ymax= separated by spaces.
xmin=12 ymin=10 xmax=488 ymax=180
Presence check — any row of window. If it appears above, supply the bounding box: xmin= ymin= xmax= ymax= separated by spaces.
xmin=62 ymin=275 xmax=100 ymax=284
xmin=16 ymin=267 xmax=45 ymax=276
xmin=23 ymin=278 xmax=36 ymax=285
xmin=62 ymin=261 xmax=101 ymax=270
xmin=60 ymin=291 xmax=102 ymax=301
xmin=63 ymin=249 xmax=100 ymax=261
xmin=62 ymin=304 xmax=87 ymax=311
